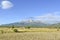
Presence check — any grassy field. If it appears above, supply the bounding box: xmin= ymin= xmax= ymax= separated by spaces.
xmin=0 ymin=28 xmax=60 ymax=40
xmin=0 ymin=32 xmax=60 ymax=40
xmin=0 ymin=28 xmax=58 ymax=33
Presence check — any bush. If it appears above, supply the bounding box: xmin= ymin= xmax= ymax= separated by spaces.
xmin=0 ymin=30 xmax=4 ymax=34
xmin=11 ymin=25 xmax=15 ymax=29
xmin=25 ymin=26 xmax=31 ymax=29
xmin=13 ymin=29 xmax=18 ymax=32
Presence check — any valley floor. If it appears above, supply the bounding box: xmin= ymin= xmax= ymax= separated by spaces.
xmin=0 ymin=32 xmax=60 ymax=40
xmin=0 ymin=28 xmax=60 ymax=40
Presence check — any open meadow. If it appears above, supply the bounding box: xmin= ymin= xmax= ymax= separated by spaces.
xmin=0 ymin=28 xmax=60 ymax=40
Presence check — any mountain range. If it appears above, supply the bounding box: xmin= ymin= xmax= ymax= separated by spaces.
xmin=0 ymin=19 xmax=60 ymax=28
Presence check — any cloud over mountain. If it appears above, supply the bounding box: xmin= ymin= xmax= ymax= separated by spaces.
xmin=34 ymin=12 xmax=60 ymax=24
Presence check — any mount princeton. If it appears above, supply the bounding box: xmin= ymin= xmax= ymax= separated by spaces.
xmin=0 ymin=20 xmax=60 ymax=28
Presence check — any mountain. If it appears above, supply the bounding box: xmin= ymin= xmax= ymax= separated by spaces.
xmin=1 ymin=19 xmax=60 ymax=28
xmin=0 ymin=20 xmax=49 ymax=27
xmin=49 ymin=23 xmax=60 ymax=27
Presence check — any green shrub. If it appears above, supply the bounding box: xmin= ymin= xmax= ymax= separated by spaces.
xmin=11 ymin=25 xmax=15 ymax=29
xmin=0 ymin=30 xmax=4 ymax=34
xmin=25 ymin=26 xmax=31 ymax=29
xmin=13 ymin=29 xmax=18 ymax=32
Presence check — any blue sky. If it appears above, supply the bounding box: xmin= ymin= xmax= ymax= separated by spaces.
xmin=0 ymin=0 xmax=60 ymax=24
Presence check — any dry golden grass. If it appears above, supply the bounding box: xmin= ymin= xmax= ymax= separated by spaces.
xmin=0 ymin=28 xmax=60 ymax=40
xmin=0 ymin=32 xmax=60 ymax=40
xmin=0 ymin=28 xmax=59 ymax=33
xmin=15 ymin=28 xmax=58 ymax=32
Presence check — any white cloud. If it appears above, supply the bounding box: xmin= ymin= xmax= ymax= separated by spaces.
xmin=34 ymin=12 xmax=60 ymax=24
xmin=1 ymin=0 xmax=13 ymax=9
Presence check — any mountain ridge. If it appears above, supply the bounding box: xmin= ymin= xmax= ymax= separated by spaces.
xmin=1 ymin=20 xmax=60 ymax=28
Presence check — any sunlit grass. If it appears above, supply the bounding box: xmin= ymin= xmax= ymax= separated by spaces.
xmin=0 ymin=27 xmax=59 ymax=33
xmin=0 ymin=27 xmax=60 ymax=40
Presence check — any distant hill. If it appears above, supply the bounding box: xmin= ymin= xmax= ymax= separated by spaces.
xmin=49 ymin=23 xmax=60 ymax=28
xmin=0 ymin=20 xmax=49 ymax=27
xmin=1 ymin=20 xmax=60 ymax=28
